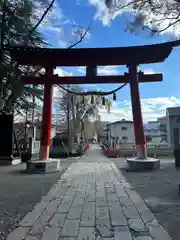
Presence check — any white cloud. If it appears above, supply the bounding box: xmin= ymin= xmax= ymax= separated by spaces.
xmin=77 ymin=67 xmax=86 ymax=74
xmin=143 ymin=68 xmax=155 ymax=74
xmin=99 ymin=106 xmax=132 ymax=122
xmin=58 ymin=38 xmax=69 ymax=48
xmin=77 ymin=66 xmax=155 ymax=76
xmin=98 ymin=66 xmax=120 ymax=75
xmin=99 ymin=96 xmax=180 ymax=123
xmin=77 ymin=66 xmax=120 ymax=75
xmin=88 ymin=0 xmax=180 ymax=36
xmin=88 ymin=0 xmax=134 ymax=26
xmin=54 ymin=67 xmax=72 ymax=76
xmin=53 ymin=68 xmax=72 ymax=98
xmin=88 ymin=0 xmax=111 ymax=25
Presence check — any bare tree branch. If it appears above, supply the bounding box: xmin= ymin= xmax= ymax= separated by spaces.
xmin=105 ymin=0 xmax=180 ymax=36
xmin=68 ymin=19 xmax=92 ymax=49
xmin=154 ymin=18 xmax=180 ymax=34
xmin=30 ymin=0 xmax=56 ymax=34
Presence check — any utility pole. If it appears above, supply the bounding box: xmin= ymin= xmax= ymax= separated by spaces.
xmin=67 ymin=92 xmax=72 ymax=154
xmin=32 ymin=92 xmax=36 ymax=140
xmin=80 ymin=96 xmax=85 ymax=144
xmin=24 ymin=109 xmax=28 ymax=150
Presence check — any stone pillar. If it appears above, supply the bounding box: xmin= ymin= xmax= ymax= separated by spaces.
xmin=39 ymin=67 xmax=53 ymax=160
xmin=128 ymin=64 xmax=147 ymax=159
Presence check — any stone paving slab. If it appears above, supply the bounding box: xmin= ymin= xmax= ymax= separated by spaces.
xmin=6 ymin=145 xmax=172 ymax=240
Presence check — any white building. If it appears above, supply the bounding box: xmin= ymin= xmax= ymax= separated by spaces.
xmin=166 ymin=106 xmax=180 ymax=147
xmin=106 ymin=117 xmax=168 ymax=148
xmin=144 ymin=119 xmax=167 ymax=144
xmin=106 ymin=120 xmax=135 ymax=148
xmin=158 ymin=116 xmax=168 ymax=142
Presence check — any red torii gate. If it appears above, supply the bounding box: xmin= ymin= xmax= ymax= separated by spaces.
xmin=7 ymin=42 xmax=172 ymax=163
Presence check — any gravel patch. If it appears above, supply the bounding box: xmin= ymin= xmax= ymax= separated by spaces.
xmin=0 ymin=157 xmax=78 ymax=240
xmin=113 ymin=158 xmax=180 ymax=240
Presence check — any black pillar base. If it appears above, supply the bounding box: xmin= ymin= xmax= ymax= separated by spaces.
xmin=0 ymin=114 xmax=15 ymax=165
xmin=174 ymin=149 xmax=180 ymax=168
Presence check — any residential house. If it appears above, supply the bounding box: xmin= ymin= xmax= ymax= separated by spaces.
xmin=144 ymin=119 xmax=167 ymax=144
xmin=106 ymin=119 xmax=135 ymax=148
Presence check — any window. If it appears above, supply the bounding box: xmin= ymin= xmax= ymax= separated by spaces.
xmin=176 ymin=116 xmax=180 ymax=123
xmin=122 ymin=136 xmax=128 ymax=141
xmin=122 ymin=127 xmax=127 ymax=131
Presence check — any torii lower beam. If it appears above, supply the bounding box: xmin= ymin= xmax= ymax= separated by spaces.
xmin=22 ymin=73 xmax=162 ymax=85
xmin=24 ymin=72 xmax=162 ymax=161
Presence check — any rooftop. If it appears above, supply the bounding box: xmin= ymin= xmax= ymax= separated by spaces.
xmin=107 ymin=120 xmax=133 ymax=126
xmin=166 ymin=106 xmax=180 ymax=116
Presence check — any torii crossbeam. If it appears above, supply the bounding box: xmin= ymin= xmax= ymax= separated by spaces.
xmin=22 ymin=73 xmax=162 ymax=85
xmin=7 ymin=43 xmax=172 ymax=162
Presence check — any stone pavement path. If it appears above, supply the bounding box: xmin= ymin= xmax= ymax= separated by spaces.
xmin=7 ymin=145 xmax=171 ymax=240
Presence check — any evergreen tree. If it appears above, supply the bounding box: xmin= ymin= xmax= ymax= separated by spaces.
xmin=0 ymin=0 xmax=47 ymax=116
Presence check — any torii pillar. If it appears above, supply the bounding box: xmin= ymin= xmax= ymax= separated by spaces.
xmin=26 ymin=67 xmax=60 ymax=173
xmin=39 ymin=67 xmax=53 ymax=161
xmin=129 ymin=64 xmax=147 ymax=159
xmin=127 ymin=64 xmax=160 ymax=171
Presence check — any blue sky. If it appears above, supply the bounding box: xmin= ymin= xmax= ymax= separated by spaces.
xmin=38 ymin=0 xmax=180 ymax=122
